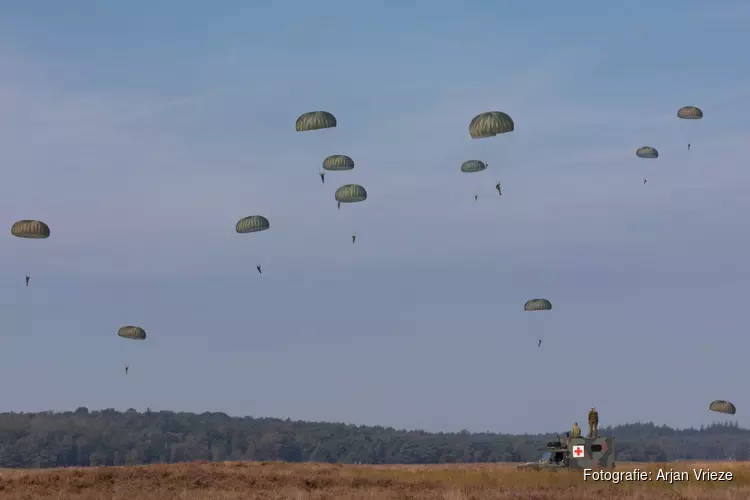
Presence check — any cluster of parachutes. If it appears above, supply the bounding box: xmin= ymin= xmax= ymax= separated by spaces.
xmin=296 ymin=111 xmax=368 ymax=209
xmin=460 ymin=107 xmax=728 ymax=416
xmin=231 ymin=111 xmax=369 ymax=272
xmin=636 ymin=106 xmax=703 ymax=183
xmin=10 ymin=105 xmax=733 ymax=417
xmin=637 ymin=109 xmax=725 ymax=420
xmin=460 ymin=111 xmax=515 ymax=198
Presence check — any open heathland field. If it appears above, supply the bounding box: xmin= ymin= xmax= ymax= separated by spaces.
xmin=0 ymin=460 xmax=747 ymax=499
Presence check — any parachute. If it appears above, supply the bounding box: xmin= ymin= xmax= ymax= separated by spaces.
xmin=461 ymin=160 xmax=487 ymax=173
xmin=298 ymin=112 xmax=339 ymax=180
xmin=461 ymin=160 xmax=488 ymax=200
xmin=524 ymin=298 xmax=552 ymax=311
xmin=469 ymin=111 xmax=514 ymax=139
xmin=323 ymin=155 xmax=355 ymax=171
xmin=11 ymin=220 xmax=51 ymax=286
xmin=235 ymin=215 xmax=270 ymax=234
xmin=524 ymin=298 xmax=552 ymax=347
xmin=335 ymin=184 xmax=367 ymax=203
xmin=468 ymin=112 xmax=515 ymax=190
xmin=335 ymin=184 xmax=367 ymax=243
xmin=236 ymin=216 xmax=271 ymax=270
xmin=636 ymin=147 xmax=659 ymax=159
xmin=676 ymin=106 xmax=702 ymax=149
xmin=296 ymin=111 xmax=337 ymax=132
xmin=118 ymin=326 xmax=146 ymax=375
xmin=677 ymin=106 xmax=703 ymax=120
xmin=709 ymin=400 xmax=736 ymax=415
xmin=118 ymin=326 xmax=147 ymax=340
xmin=11 ymin=220 xmax=50 ymax=239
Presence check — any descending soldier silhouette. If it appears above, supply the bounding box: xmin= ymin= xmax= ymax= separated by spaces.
xmin=125 ymin=365 xmax=129 ymax=375
xmin=496 ymin=182 xmax=502 ymax=196
xmin=256 ymin=265 xmax=262 ymax=274
xmin=538 ymin=339 xmax=542 ymax=347
xmin=644 ymin=177 xmax=647 ymax=184
xmin=25 ymin=273 xmax=30 ymax=287
xmin=352 ymin=233 xmax=356 ymax=244
xmin=337 ymin=201 xmax=341 ymax=210
xmin=474 ymin=193 xmax=478 ymax=202
xmin=687 ymin=143 xmax=691 ymax=151
xmin=319 ymin=171 xmax=325 ymax=183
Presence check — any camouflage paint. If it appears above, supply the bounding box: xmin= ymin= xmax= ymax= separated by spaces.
xmin=568 ymin=437 xmax=616 ymax=469
xmin=524 ymin=298 xmax=552 ymax=311
xmin=709 ymin=400 xmax=736 ymax=415
xmin=677 ymin=106 xmax=703 ymax=119
xmin=323 ymin=155 xmax=355 ymax=171
xmin=460 ymin=160 xmax=487 ymax=173
xmin=296 ymin=111 xmax=337 ymax=131
xmin=11 ymin=220 xmax=51 ymax=239
xmin=236 ymin=215 xmax=271 ymax=234
xmin=468 ymin=111 xmax=514 ymax=139
xmin=118 ymin=326 xmax=147 ymax=340
xmin=636 ymin=146 xmax=659 ymax=159
xmin=335 ymin=184 xmax=368 ymax=203
xmin=517 ymin=436 xmax=616 ymax=471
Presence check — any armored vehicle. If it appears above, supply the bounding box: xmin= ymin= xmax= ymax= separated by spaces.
xmin=517 ymin=436 xmax=615 ymax=470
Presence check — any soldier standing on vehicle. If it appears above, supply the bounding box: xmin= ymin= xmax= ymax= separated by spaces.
xmin=588 ymin=407 xmax=599 ymax=438
xmin=570 ymin=422 xmax=581 ymax=437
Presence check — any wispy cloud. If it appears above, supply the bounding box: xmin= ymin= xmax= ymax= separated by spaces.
xmin=680 ymin=1 xmax=750 ymax=25
xmin=115 ymin=86 xmax=234 ymax=123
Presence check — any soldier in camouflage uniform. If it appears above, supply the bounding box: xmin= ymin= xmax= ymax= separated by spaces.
xmin=588 ymin=407 xmax=599 ymax=438
xmin=570 ymin=422 xmax=581 ymax=437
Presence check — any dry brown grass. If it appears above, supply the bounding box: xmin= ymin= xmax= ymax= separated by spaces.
xmin=0 ymin=460 xmax=748 ymax=499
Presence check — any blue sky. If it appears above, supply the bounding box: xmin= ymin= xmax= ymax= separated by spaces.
xmin=1 ymin=0 xmax=749 ymax=434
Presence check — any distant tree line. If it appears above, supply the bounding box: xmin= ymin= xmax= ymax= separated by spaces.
xmin=0 ymin=408 xmax=747 ymax=468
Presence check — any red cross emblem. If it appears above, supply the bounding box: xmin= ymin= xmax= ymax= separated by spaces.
xmin=573 ymin=446 xmax=584 ymax=457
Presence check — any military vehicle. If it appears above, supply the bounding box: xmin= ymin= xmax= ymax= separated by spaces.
xmin=517 ymin=435 xmax=616 ymax=470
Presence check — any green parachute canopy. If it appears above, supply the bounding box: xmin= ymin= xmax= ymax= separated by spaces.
xmin=677 ymin=106 xmax=703 ymax=120
xmin=636 ymin=146 xmax=659 ymax=159
xmin=709 ymin=400 xmax=736 ymax=415
xmin=235 ymin=215 xmax=271 ymax=234
xmin=461 ymin=160 xmax=487 ymax=173
xmin=323 ymin=155 xmax=355 ymax=171
xmin=11 ymin=220 xmax=50 ymax=239
xmin=296 ymin=111 xmax=337 ymax=131
xmin=469 ymin=111 xmax=514 ymax=139
xmin=335 ymin=184 xmax=367 ymax=203
xmin=524 ymin=298 xmax=552 ymax=311
xmin=118 ymin=326 xmax=147 ymax=340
